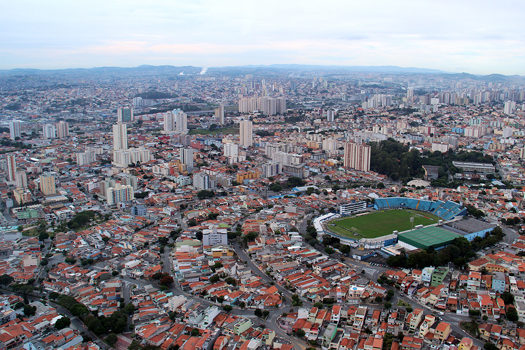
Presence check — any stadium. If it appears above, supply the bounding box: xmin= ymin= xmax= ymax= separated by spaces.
xmin=314 ymin=197 xmax=482 ymax=252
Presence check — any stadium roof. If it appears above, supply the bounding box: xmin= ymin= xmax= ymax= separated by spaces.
xmin=446 ymin=218 xmax=496 ymax=234
xmin=398 ymin=226 xmax=461 ymax=250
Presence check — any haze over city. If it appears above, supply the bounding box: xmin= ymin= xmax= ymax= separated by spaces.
xmin=1 ymin=0 xmax=525 ymax=74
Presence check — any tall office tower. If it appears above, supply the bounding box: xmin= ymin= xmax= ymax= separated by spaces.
xmin=132 ymin=97 xmax=144 ymax=108
xmin=163 ymin=111 xmax=175 ymax=132
xmin=106 ymin=183 xmax=134 ymax=205
xmin=239 ymin=120 xmax=253 ymax=147
xmin=39 ymin=174 xmax=56 ymax=196
xmin=6 ymin=154 xmax=16 ymax=182
xmin=215 ymin=104 xmax=225 ymax=125
xmin=42 ymin=124 xmax=56 ymax=139
xmin=180 ymin=148 xmax=194 ymax=172
xmin=193 ymin=172 xmax=212 ymax=190
xmin=343 ymin=142 xmax=371 ymax=172
xmin=504 ymin=101 xmax=516 ymax=115
xmin=223 ymin=142 xmax=239 ymax=158
xmin=117 ymin=107 xmax=133 ymax=123
xmin=407 ymin=87 xmax=414 ymax=100
xmin=326 ymin=110 xmax=335 ymax=122
xmin=173 ymin=109 xmax=188 ymax=134
xmin=56 ymin=121 xmax=69 ymax=138
xmin=113 ymin=123 xmax=128 ymax=151
xmin=15 ymin=171 xmax=27 ymax=189
xmin=9 ymin=120 xmax=21 ymax=140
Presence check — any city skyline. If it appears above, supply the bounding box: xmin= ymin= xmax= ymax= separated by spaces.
xmin=1 ymin=0 xmax=525 ymax=75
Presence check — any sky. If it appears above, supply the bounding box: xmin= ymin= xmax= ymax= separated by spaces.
xmin=1 ymin=0 xmax=524 ymax=74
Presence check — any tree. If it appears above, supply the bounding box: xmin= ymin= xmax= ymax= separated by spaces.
xmin=55 ymin=316 xmax=71 ymax=329
xmin=223 ymin=305 xmax=232 ymax=312
xmin=384 ymin=302 xmax=392 ymax=309
xmin=23 ymin=304 xmax=36 ymax=317
xmin=197 ymin=190 xmax=214 ymax=200
xmin=105 ymin=333 xmax=118 ymax=347
xmin=209 ymin=274 xmax=220 ymax=283
xmin=0 ymin=274 xmax=14 ymax=286
xmin=296 ymin=329 xmax=305 ymax=338
xmin=160 ymin=274 xmax=174 ymax=287
xmin=484 ymin=342 xmax=498 ymax=350
xmin=501 ymin=292 xmax=514 ymax=305
xmin=507 ymin=307 xmax=518 ymax=322
xmin=291 ymin=294 xmax=302 ymax=307
xmin=191 ymin=328 xmax=200 ymax=336
xmin=254 ymin=309 xmax=263 ymax=317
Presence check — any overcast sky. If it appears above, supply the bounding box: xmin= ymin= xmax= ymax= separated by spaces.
xmin=1 ymin=0 xmax=524 ymax=74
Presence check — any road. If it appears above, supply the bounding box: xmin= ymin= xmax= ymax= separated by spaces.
xmin=161 ymin=245 xmax=309 ymax=349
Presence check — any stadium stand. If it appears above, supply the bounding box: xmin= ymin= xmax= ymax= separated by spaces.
xmin=374 ymin=197 xmax=466 ymax=221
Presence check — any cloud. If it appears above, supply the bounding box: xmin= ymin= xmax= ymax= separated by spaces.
xmin=0 ymin=0 xmax=524 ymax=74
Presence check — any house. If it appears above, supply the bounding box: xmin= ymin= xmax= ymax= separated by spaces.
xmin=467 ymin=272 xmax=481 ymax=292
xmin=492 ymin=272 xmax=506 ymax=293
xmin=434 ymin=322 xmax=451 ymax=342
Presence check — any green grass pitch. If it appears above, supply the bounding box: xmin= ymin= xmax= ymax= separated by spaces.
xmin=326 ymin=209 xmax=440 ymax=239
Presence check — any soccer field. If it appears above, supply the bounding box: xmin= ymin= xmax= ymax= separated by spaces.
xmin=326 ymin=209 xmax=440 ymax=239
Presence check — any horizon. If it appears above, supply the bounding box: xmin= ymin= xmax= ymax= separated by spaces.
xmin=1 ymin=0 xmax=525 ymax=75
xmin=0 ymin=63 xmax=521 ymax=77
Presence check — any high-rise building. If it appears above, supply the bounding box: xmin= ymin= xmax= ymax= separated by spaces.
xmin=223 ymin=142 xmax=239 ymax=158
xmin=174 ymin=109 xmax=188 ymax=134
xmin=239 ymin=120 xmax=253 ymax=147
xmin=6 ymin=154 xmax=16 ymax=182
xmin=117 ymin=107 xmax=133 ymax=123
xmin=42 ymin=124 xmax=56 ymax=139
xmin=504 ymin=101 xmax=516 ymax=115
xmin=39 ymin=174 xmax=56 ymax=196
xmin=164 ymin=111 xmax=175 ymax=132
xmin=113 ymin=147 xmax=152 ymax=167
xmin=215 ymin=104 xmax=225 ymax=125
xmin=76 ymin=150 xmax=97 ymax=166
xmin=326 ymin=110 xmax=335 ymax=122
xmin=56 ymin=121 xmax=69 ymax=139
xmin=113 ymin=123 xmax=128 ymax=151
xmin=180 ymin=148 xmax=194 ymax=172
xmin=238 ymin=96 xmax=286 ymax=115
xmin=343 ymin=142 xmax=371 ymax=172
xmin=9 ymin=120 xmax=21 ymax=140
xmin=106 ymin=183 xmax=134 ymax=205
xmin=193 ymin=172 xmax=215 ymax=190
xmin=15 ymin=171 xmax=27 ymax=189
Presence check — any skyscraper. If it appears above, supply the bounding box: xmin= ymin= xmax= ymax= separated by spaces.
xmin=39 ymin=174 xmax=56 ymax=196
xmin=42 ymin=124 xmax=56 ymax=139
xmin=239 ymin=120 xmax=253 ymax=147
xmin=106 ymin=183 xmax=134 ymax=205
xmin=56 ymin=121 xmax=69 ymax=139
xmin=504 ymin=101 xmax=516 ymax=115
xmin=113 ymin=123 xmax=128 ymax=151
xmin=326 ymin=110 xmax=335 ymax=122
xmin=173 ymin=109 xmax=188 ymax=134
xmin=215 ymin=104 xmax=225 ymax=125
xmin=180 ymin=148 xmax=194 ymax=172
xmin=9 ymin=120 xmax=21 ymax=140
xmin=6 ymin=154 xmax=16 ymax=183
xmin=164 ymin=111 xmax=175 ymax=132
xmin=343 ymin=142 xmax=371 ymax=172
xmin=117 ymin=107 xmax=134 ymax=123
xmin=15 ymin=171 xmax=27 ymax=189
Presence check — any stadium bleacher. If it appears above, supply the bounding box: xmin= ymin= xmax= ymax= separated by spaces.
xmin=373 ymin=197 xmax=465 ymax=221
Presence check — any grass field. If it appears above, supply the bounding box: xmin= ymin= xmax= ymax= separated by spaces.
xmin=326 ymin=209 xmax=440 ymax=239
xmin=189 ymin=127 xmax=238 ymax=135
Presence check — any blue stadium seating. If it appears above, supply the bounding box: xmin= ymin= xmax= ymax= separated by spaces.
xmin=373 ymin=197 xmax=464 ymax=221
